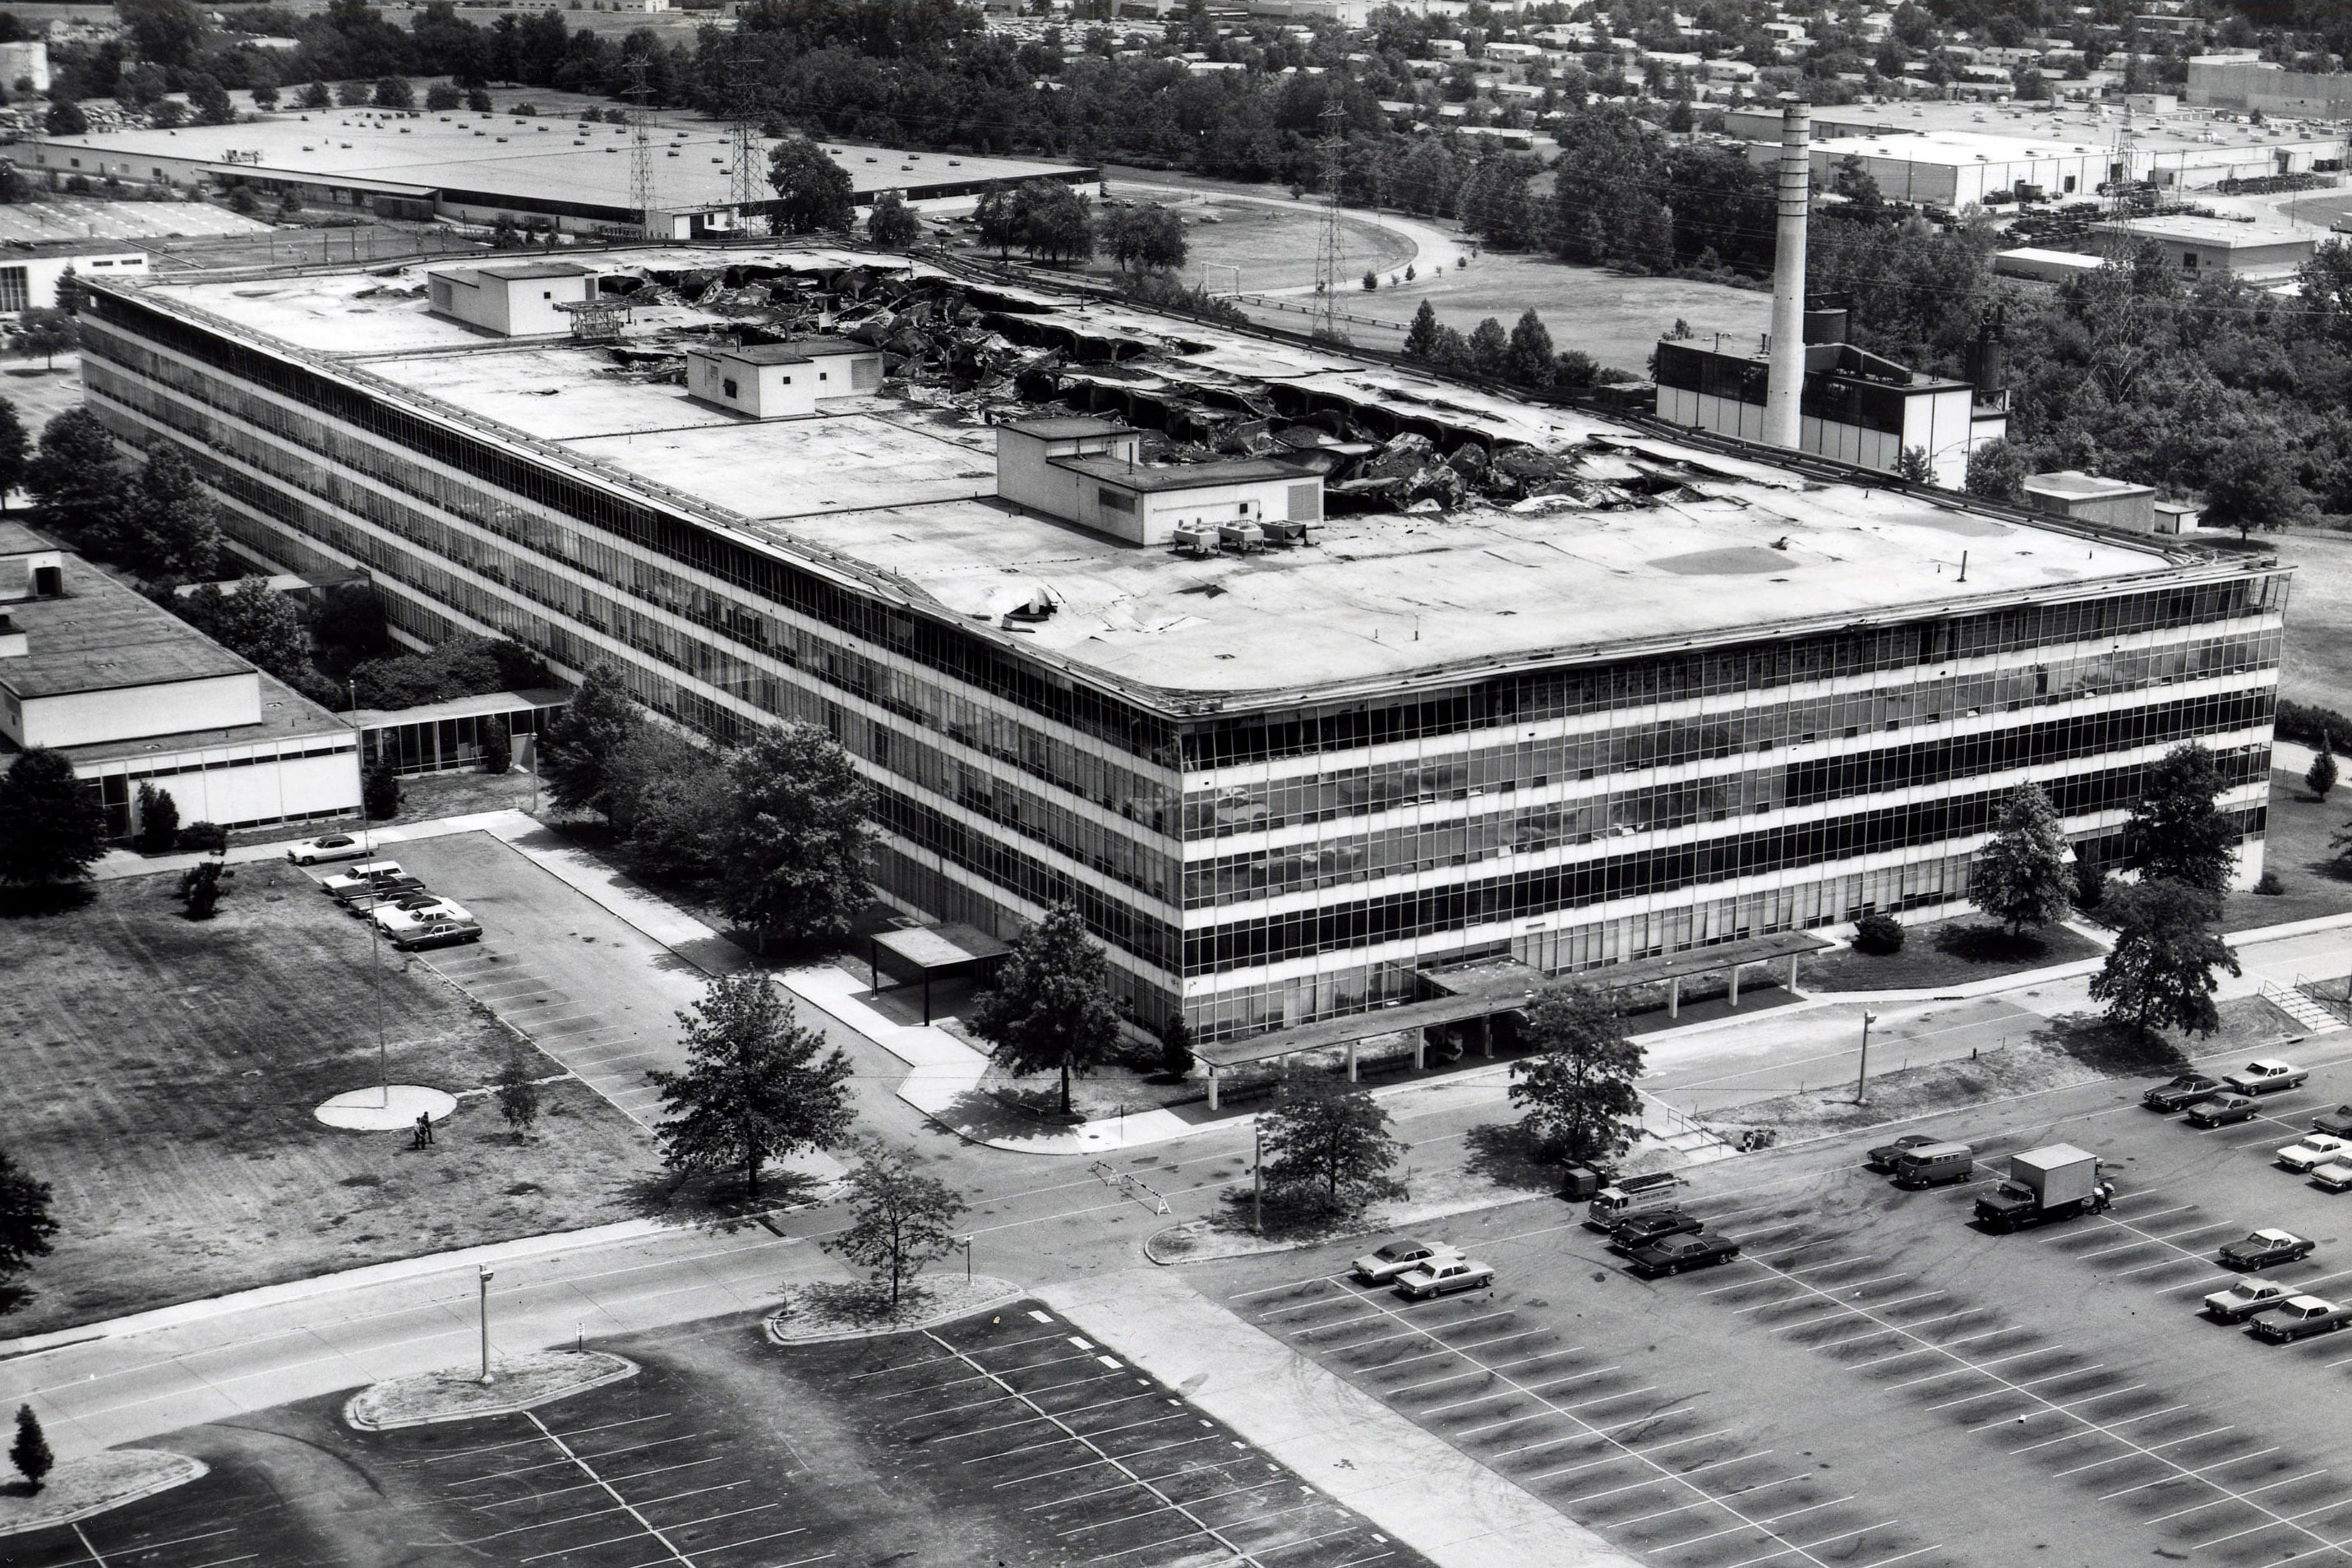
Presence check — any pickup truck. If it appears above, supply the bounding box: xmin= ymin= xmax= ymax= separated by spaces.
xmin=1976 ymin=1145 xmax=2113 ymax=1232
xmin=2248 ymin=1295 xmax=2352 ymax=1343
xmin=2225 ymin=1059 xmax=2310 ymax=1095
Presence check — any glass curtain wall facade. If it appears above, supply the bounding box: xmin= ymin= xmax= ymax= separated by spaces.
xmin=78 ymin=283 xmax=2285 ymax=1046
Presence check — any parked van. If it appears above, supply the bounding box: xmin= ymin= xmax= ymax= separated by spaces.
xmin=1892 ymin=1141 xmax=1976 ymax=1189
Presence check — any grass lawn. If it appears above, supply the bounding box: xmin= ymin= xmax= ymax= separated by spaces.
xmin=1802 ymin=915 xmax=2107 ymax=994
xmin=0 ymin=860 xmax=653 ymax=1338
xmin=2271 ymin=528 xmax=2352 ymax=711
xmin=2225 ymin=768 xmax=2352 ymax=931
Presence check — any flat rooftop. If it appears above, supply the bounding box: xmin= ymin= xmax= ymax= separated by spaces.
xmin=121 ymin=246 xmax=2215 ymax=709
xmin=25 ymin=113 xmax=1091 ymax=215
xmin=53 ymin=671 xmax=355 ymax=767
xmin=2093 ymin=214 xmax=2317 ymax=246
xmin=0 ymin=550 xmax=252 ymax=699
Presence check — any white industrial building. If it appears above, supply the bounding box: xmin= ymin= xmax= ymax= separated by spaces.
xmin=685 ymin=339 xmax=885 ymax=419
xmin=994 ymin=417 xmax=1322 ymax=547
xmin=427 ymin=261 xmax=597 ymax=337
xmin=0 ymin=523 xmax=361 ymax=839
xmin=2092 ymin=215 xmax=2317 ymax=278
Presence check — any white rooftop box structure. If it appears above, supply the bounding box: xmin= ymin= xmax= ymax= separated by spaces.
xmin=994 ymin=417 xmax=1323 ymax=546
xmin=685 ymin=339 xmax=884 ymax=420
xmin=426 ymin=261 xmax=596 ymax=337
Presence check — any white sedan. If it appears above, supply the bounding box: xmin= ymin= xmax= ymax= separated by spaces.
xmin=2278 ymin=1133 xmax=2352 ymax=1174
xmin=373 ymin=897 xmax=473 ymax=934
xmin=1350 ymin=1238 xmax=1463 ymax=1284
xmin=2313 ymin=1160 xmax=2352 ymax=1193
xmin=287 ymin=833 xmax=374 ymax=866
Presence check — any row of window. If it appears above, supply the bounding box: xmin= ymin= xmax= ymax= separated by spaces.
xmin=1183 ymin=639 xmax=2278 ymax=837
xmin=1183 ymin=689 xmax=2269 ymax=908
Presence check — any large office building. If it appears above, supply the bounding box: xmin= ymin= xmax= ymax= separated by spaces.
xmin=74 ymin=245 xmax=2285 ymax=1045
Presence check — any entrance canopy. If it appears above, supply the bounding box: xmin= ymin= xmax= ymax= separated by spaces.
xmin=867 ymin=923 xmax=1012 ymax=1026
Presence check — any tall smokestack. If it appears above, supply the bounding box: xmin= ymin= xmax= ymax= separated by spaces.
xmin=1764 ymin=98 xmax=1811 ymax=451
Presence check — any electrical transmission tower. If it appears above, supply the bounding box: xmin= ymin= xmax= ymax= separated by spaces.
xmin=626 ymin=58 xmax=657 ymax=240
xmin=727 ymin=52 xmax=763 ymax=231
xmin=1313 ymin=99 xmax=1347 ymax=341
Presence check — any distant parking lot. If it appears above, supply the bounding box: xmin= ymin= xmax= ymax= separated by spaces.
xmin=1201 ymin=1035 xmax=2352 ymax=1568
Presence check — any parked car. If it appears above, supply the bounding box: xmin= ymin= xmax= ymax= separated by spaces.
xmin=372 ymin=897 xmax=473 ymax=934
xmin=1351 ymin=1238 xmax=1463 ymax=1284
xmin=1392 ymin=1257 xmax=1495 ymax=1300
xmin=287 ymin=833 xmax=372 ymax=866
xmin=1865 ymin=1133 xmax=1939 ymax=1172
xmin=2218 ymin=1229 xmax=2315 ymax=1270
xmin=2276 ymin=1134 xmax=2352 ymax=1174
xmin=1625 ymin=1233 xmax=1742 ymax=1278
xmin=2248 ymin=1296 xmax=2352 ymax=1343
xmin=2142 ymin=1072 xmax=2225 ymax=1112
xmin=390 ymin=918 xmax=482 ymax=952
xmin=2225 ymin=1059 xmax=2310 ymax=1095
xmin=2313 ymin=1160 xmax=2352 ymax=1192
xmin=321 ymin=860 xmax=404 ymax=897
xmin=2205 ymin=1278 xmax=2296 ymax=1322
xmin=2313 ymin=1105 xmax=2352 ymax=1138
xmin=339 ymin=874 xmax=427 ymax=911
xmin=1609 ymin=1211 xmax=1704 ymax=1253
xmin=2186 ymin=1094 xmax=2262 ymax=1128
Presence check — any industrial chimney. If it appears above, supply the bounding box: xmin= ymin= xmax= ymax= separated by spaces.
xmin=1764 ymin=99 xmax=1811 ymax=451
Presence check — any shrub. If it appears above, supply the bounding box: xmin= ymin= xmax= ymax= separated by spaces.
xmin=362 ymin=755 xmax=401 ymax=819
xmin=134 ymin=782 xmax=179 ymax=854
xmin=1159 ymin=1014 xmax=1194 ymax=1078
xmin=1853 ymin=911 xmax=1905 ymax=955
xmin=2254 ymin=869 xmax=2285 ymax=896
xmin=480 ymin=715 xmax=512 ymax=775
xmin=2276 ymin=699 xmax=2352 ymax=756
xmin=2073 ymin=857 xmax=2108 ymax=912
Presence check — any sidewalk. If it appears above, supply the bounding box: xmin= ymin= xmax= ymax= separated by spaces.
xmin=1046 ymin=1270 xmax=1640 ymax=1568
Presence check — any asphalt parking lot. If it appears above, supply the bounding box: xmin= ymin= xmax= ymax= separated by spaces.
xmin=1204 ymin=1034 xmax=2352 ymax=1568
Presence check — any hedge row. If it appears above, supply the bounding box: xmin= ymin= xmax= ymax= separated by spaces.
xmin=2278 ymin=699 xmax=2352 ymax=757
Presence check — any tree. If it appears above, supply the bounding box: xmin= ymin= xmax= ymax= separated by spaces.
xmin=173 ymin=578 xmax=311 ymax=685
xmin=648 ymin=972 xmax=853 ymax=1198
xmin=974 ymin=182 xmax=1017 ymax=257
xmin=1509 ymin=981 xmax=1644 ymax=1164
xmin=299 ymin=80 xmax=333 ymax=109
xmin=2204 ymin=432 xmax=2303 ymax=538
xmin=1963 ymin=436 xmax=2028 ymax=503
xmin=719 ymin=722 xmax=874 ymax=948
xmin=966 ymin=902 xmax=1121 ymax=1117
xmin=1465 ymin=316 xmax=1508 ymax=376
xmin=536 ymin=665 xmax=640 ymax=819
xmin=480 ymin=715 xmax=512 ymax=776
xmin=362 ymin=754 xmax=401 ymax=819
xmin=865 ymin=189 xmax=920 ymax=249
xmin=128 ymin=441 xmax=224 ymax=580
xmin=373 ymin=76 xmax=414 ymax=110
xmin=0 ymin=1147 xmax=58 ymax=1317
xmin=2131 ymin=742 xmax=2237 ymax=895
xmin=1159 ymin=1012 xmax=1193 ymax=1078
xmin=425 ymin=82 xmax=464 ymax=112
xmin=0 ymin=748 xmax=107 ymax=887
xmin=0 ymin=398 xmax=23 ymax=510
xmin=2089 ymin=879 xmax=2240 ymax=1040
xmin=44 ymin=99 xmax=86 ymax=136
xmin=2310 ymin=742 xmax=2339 ymax=801
xmin=148 ymin=99 xmax=187 ymax=130
xmin=823 ymin=1139 xmax=966 ymax=1311
xmin=16 ymin=309 xmax=78 ymax=371
xmin=121 ymin=0 xmax=201 ymax=67
xmin=612 ymin=727 xmax=731 ymax=879
xmin=178 ymin=859 xmax=221 ymax=919
xmin=1404 ymin=299 xmax=1443 ymax=362
xmin=133 ymin=782 xmax=178 ymax=855
xmin=1012 ymin=179 xmax=1092 ymax=265
xmin=251 ymin=82 xmax=280 ymax=111
xmin=1972 ymin=782 xmax=2073 ymax=938
xmin=765 ymin=138 xmax=854 ymax=234
xmin=1257 ymin=1079 xmax=1405 ymax=1218
xmin=1503 ymin=308 xmax=1553 ymax=387
xmin=1101 ymin=202 xmax=1184 ymax=273
xmin=492 ymin=1053 xmax=541 ymax=1138
xmin=187 ymin=71 xmax=233 ymax=127
xmin=10 ymin=1406 xmax=50 ymax=1494
xmin=1895 ymin=445 xmax=1933 ymax=483
xmin=467 ymin=87 xmax=495 ymax=113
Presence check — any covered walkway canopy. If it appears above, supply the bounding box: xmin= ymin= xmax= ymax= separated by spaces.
xmin=1193 ymin=929 xmax=1830 ymax=1109
xmin=867 ymin=923 xmax=1012 ymax=1026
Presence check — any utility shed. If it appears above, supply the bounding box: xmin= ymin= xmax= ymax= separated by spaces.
xmin=426 ymin=261 xmax=596 ymax=337
xmin=995 ymin=417 xmax=1323 ymax=546
xmin=2024 ymin=469 xmax=2157 ymax=533
xmin=685 ymin=339 xmax=884 ymax=419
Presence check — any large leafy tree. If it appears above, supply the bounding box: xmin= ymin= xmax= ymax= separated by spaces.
xmin=2131 ymin=742 xmax=2238 ymax=895
xmin=1257 ymin=1079 xmax=1404 ymax=1218
xmin=1100 ymin=202 xmax=1184 ymax=273
xmin=0 ymin=1146 xmax=58 ymax=1317
xmin=1012 ymin=179 xmax=1093 ymax=265
xmin=0 ymin=397 xmax=27 ymax=509
xmin=764 ymin=137 xmax=853 ymax=234
xmin=823 ymin=1139 xmax=967 ymax=1311
xmin=536 ymin=665 xmax=642 ymax=819
xmin=25 ymin=409 xmax=127 ymax=543
xmin=127 ymin=442 xmax=224 ymax=580
xmin=1972 ymin=782 xmax=2073 ymax=938
xmin=2089 ymin=880 xmax=2239 ymax=1040
xmin=648 ymin=972 xmax=854 ymax=1199
xmin=1510 ymin=981 xmax=1644 ymax=1164
xmin=173 ymin=578 xmax=312 ymax=686
xmin=966 ymin=902 xmax=1122 ymax=1116
xmin=1504 ymin=308 xmax=1554 ymax=388
xmin=0 ymin=749 xmax=107 ymax=887
xmin=865 ymin=189 xmax=920 ymax=249
xmin=720 ymin=722 xmax=874 ymax=948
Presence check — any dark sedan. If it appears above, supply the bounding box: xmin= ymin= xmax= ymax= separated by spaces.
xmin=2144 ymin=1073 xmax=2225 ymax=1112
xmin=2218 ymin=1229 xmax=2316 ymax=1271
xmin=1626 ymin=1233 xmax=1741 ymax=1278
xmin=2315 ymin=1105 xmax=2352 ymax=1138
xmin=1865 ymin=1134 xmax=1939 ymax=1173
xmin=2186 ymin=1093 xmax=2262 ymax=1128
xmin=1610 ymin=1211 xmax=1704 ymax=1253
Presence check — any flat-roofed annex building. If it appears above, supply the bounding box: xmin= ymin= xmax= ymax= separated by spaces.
xmin=72 ymin=246 xmax=2285 ymax=1045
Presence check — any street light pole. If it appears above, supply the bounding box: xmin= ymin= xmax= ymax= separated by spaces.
xmin=477 ymin=1267 xmax=496 ymax=1385
xmin=1856 ymin=1011 xmax=1880 ymax=1105
xmin=1252 ymin=1119 xmax=1263 ymax=1235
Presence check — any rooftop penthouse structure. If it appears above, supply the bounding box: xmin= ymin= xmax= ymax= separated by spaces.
xmin=74 ymin=244 xmax=2284 ymax=1045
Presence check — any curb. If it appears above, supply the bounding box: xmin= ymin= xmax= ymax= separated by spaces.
xmin=762 ymin=1278 xmax=1025 ymax=1344
xmin=344 ymin=1351 xmax=639 ymax=1431
xmin=0 ymin=1452 xmax=206 ymax=1538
